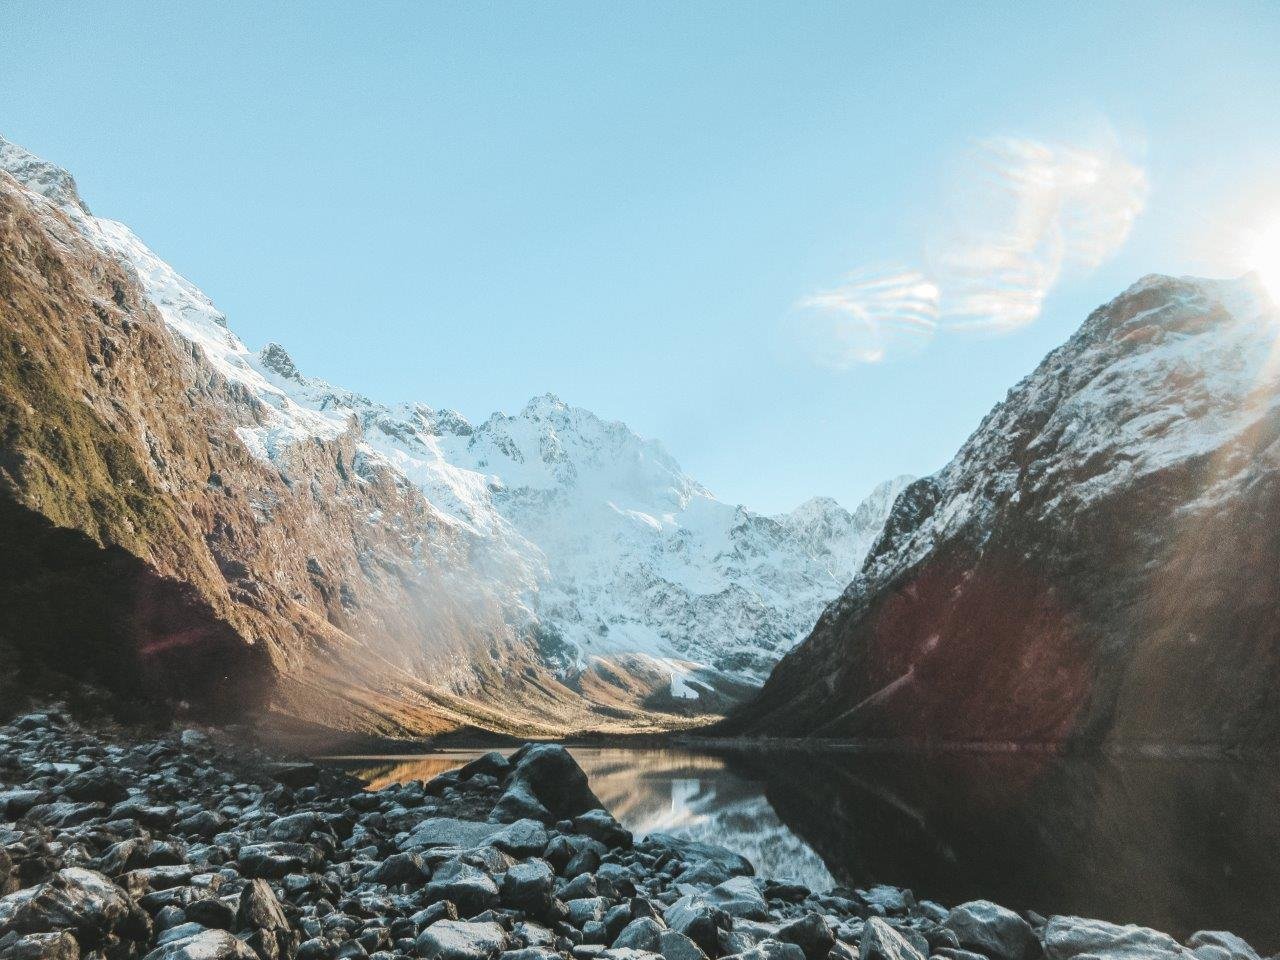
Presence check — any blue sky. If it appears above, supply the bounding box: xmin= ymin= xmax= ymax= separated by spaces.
xmin=3 ymin=2 xmax=1279 ymax=512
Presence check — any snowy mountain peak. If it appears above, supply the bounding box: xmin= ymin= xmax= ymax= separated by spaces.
xmin=0 ymin=132 xmax=912 ymax=706
xmin=0 ymin=135 xmax=88 ymax=214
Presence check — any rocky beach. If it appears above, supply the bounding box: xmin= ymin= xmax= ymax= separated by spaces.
xmin=0 ymin=711 xmax=1267 ymax=960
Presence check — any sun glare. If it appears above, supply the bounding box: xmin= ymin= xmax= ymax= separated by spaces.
xmin=1247 ymin=220 xmax=1280 ymax=303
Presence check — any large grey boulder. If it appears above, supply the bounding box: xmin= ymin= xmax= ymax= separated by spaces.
xmin=1044 ymin=917 xmax=1188 ymax=960
xmin=774 ymin=914 xmax=833 ymax=960
xmin=500 ymin=861 xmax=556 ymax=915
xmin=706 ymin=877 xmax=768 ymax=921
xmin=613 ymin=918 xmax=666 ymax=952
xmin=658 ymin=930 xmax=709 ymax=960
xmin=1186 ymin=933 xmax=1260 ymax=960
xmin=424 ymin=862 xmax=499 ymax=917
xmin=142 ymin=930 xmax=259 ymax=960
xmin=0 ymin=931 xmax=80 ymax=960
xmin=945 ymin=901 xmax=1040 ymax=960
xmin=663 ymin=897 xmax=731 ymax=957
xmin=415 ymin=920 xmax=509 ymax=960
xmin=499 ymin=746 xmax=603 ymax=824
xmin=0 ymin=868 xmax=148 ymax=948
xmin=861 ymin=918 xmax=927 ymax=960
xmin=402 ymin=819 xmax=504 ymax=852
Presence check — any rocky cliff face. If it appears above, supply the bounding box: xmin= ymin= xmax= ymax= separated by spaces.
xmin=0 ymin=135 xmax=904 ymax=734
xmin=730 ymin=275 xmax=1280 ymax=750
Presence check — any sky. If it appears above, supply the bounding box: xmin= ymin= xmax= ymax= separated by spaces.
xmin=3 ymin=1 xmax=1280 ymax=513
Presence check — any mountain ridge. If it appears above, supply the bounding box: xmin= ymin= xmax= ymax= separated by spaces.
xmin=727 ymin=271 xmax=1280 ymax=749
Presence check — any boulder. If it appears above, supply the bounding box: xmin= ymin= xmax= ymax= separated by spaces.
xmin=662 ymin=897 xmax=731 ymax=957
xmin=415 ymin=920 xmax=508 ymax=960
xmin=945 ymin=901 xmax=1040 ymax=960
xmin=61 ymin=767 xmax=128 ymax=805
xmin=645 ymin=836 xmax=752 ymax=879
xmin=1043 ymin=917 xmax=1187 ymax=960
xmin=572 ymin=811 xmax=631 ymax=851
xmin=657 ymin=930 xmax=708 ymax=960
xmin=0 ymin=867 xmax=147 ymax=948
xmin=861 ymin=918 xmax=926 ymax=960
xmin=502 ymin=747 xmax=603 ymax=823
xmin=486 ymin=821 xmax=549 ymax=859
xmin=725 ymin=941 xmax=805 ymax=960
xmin=366 ymin=853 xmax=429 ymax=887
xmin=500 ymin=861 xmax=556 ymax=915
xmin=424 ymin=862 xmax=499 ymax=917
xmin=706 ymin=877 xmax=768 ymax=921
xmin=1186 ymin=933 xmax=1259 ymax=960
xmin=237 ymin=880 xmax=289 ymax=934
xmin=402 ymin=820 xmax=504 ymax=852
xmin=0 ymin=931 xmax=80 ymax=960
xmin=613 ymin=919 xmax=665 ymax=952
xmin=774 ymin=914 xmax=833 ymax=960
xmin=142 ymin=930 xmax=259 ymax=960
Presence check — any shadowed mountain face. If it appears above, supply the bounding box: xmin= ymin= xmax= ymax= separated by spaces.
xmin=729 ymin=276 xmax=1280 ymax=749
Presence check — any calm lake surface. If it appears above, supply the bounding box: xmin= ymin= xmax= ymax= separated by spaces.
xmin=324 ymin=746 xmax=1280 ymax=951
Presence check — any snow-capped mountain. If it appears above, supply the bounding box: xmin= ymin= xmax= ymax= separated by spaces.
xmin=730 ymin=274 xmax=1280 ymax=749
xmin=0 ymin=133 xmax=906 ymax=729
xmin=255 ymin=339 xmax=914 ymax=692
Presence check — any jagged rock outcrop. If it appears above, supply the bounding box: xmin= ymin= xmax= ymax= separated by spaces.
xmin=729 ymin=275 xmax=1280 ymax=749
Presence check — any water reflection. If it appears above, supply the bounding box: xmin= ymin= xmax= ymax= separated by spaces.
xmin=326 ymin=747 xmax=1279 ymax=951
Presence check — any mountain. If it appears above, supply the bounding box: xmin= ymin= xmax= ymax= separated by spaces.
xmin=0 ymin=134 xmax=905 ymax=736
xmin=728 ymin=274 xmax=1280 ymax=750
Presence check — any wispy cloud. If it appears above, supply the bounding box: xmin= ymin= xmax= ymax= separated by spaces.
xmin=932 ymin=136 xmax=1148 ymax=333
xmin=795 ymin=268 xmax=940 ymax=366
xmin=796 ymin=132 xmax=1147 ymax=363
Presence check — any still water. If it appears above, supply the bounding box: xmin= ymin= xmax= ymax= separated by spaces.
xmin=325 ymin=747 xmax=1280 ymax=951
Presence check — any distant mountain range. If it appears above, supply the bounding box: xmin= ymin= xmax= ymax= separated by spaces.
xmin=727 ymin=272 xmax=1280 ymax=750
xmin=0 ymin=134 xmax=905 ymax=738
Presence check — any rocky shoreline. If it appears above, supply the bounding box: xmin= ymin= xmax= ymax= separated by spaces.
xmin=0 ymin=710 xmax=1266 ymax=960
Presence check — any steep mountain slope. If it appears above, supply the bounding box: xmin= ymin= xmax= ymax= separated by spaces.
xmin=730 ymin=274 xmax=1280 ymax=749
xmin=0 ymin=134 xmax=904 ymax=733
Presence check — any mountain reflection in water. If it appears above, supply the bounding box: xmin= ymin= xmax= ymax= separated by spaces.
xmin=326 ymin=746 xmax=1280 ymax=951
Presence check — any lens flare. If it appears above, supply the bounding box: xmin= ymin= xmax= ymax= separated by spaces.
xmin=1247 ymin=220 xmax=1280 ymax=303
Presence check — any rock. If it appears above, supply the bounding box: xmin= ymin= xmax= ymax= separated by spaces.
xmin=662 ymin=898 xmax=730 ymax=957
xmin=0 ymin=931 xmax=80 ymax=960
xmin=1186 ymin=934 xmax=1259 ymax=960
xmin=366 ymin=853 xmax=429 ymax=886
xmin=61 ymin=767 xmax=128 ymax=805
xmin=500 ymin=861 xmax=556 ymax=915
xmin=0 ymin=792 xmax=47 ymax=821
xmin=613 ymin=919 xmax=665 ymax=952
xmin=236 ymin=844 xmax=321 ymax=878
xmin=644 ymin=836 xmax=752 ymax=880
xmin=860 ymin=887 xmax=914 ymax=917
xmin=487 ymin=820 xmax=549 ymax=859
xmin=459 ymin=755 xmax=511 ymax=781
xmin=424 ymin=862 xmax=499 ymax=917
xmin=403 ymin=820 xmax=505 ymax=852
xmin=142 ymin=930 xmax=260 ymax=960
xmin=415 ymin=920 xmax=509 ymax=960
xmin=706 ymin=877 xmax=768 ymax=921
xmin=725 ymin=940 xmax=805 ymax=960
xmin=157 ymin=924 xmax=211 ymax=946
xmin=237 ymin=879 xmax=289 ymax=934
xmin=1043 ymin=917 xmax=1187 ymax=960
xmin=490 ymin=783 xmax=552 ymax=827
xmin=572 ymin=812 xmax=631 ymax=851
xmin=945 ymin=901 xmax=1040 ymax=960
xmin=0 ymin=867 xmax=147 ymax=948
xmin=774 ymin=914 xmax=833 ymax=960
xmin=504 ymin=747 xmax=603 ymax=823
xmin=567 ymin=898 xmax=610 ymax=929
xmin=184 ymin=897 xmax=236 ymax=930
xmin=861 ymin=918 xmax=926 ymax=960
xmin=657 ymin=930 xmax=707 ymax=960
